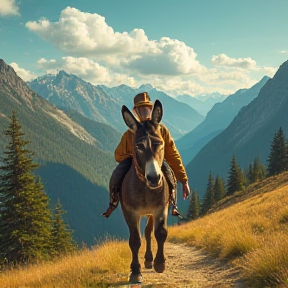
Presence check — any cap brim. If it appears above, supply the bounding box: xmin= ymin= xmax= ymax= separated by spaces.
xmin=134 ymin=102 xmax=153 ymax=107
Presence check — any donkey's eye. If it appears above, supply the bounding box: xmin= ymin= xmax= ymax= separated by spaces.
xmin=135 ymin=143 xmax=145 ymax=150
xmin=153 ymin=141 xmax=163 ymax=147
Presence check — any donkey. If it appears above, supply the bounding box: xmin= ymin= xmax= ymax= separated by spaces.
xmin=120 ymin=100 xmax=170 ymax=284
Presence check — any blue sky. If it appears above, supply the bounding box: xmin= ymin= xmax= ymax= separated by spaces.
xmin=0 ymin=0 xmax=288 ymax=97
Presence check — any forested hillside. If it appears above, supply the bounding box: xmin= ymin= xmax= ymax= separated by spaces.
xmin=0 ymin=59 xmax=128 ymax=245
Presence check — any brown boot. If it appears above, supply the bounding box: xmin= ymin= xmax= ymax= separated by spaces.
xmin=102 ymin=203 xmax=117 ymax=218
xmin=170 ymin=189 xmax=181 ymax=217
xmin=101 ymin=188 xmax=120 ymax=218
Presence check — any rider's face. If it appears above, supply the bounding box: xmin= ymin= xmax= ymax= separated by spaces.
xmin=133 ymin=105 xmax=153 ymax=122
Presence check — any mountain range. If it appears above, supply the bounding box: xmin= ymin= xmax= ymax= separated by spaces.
xmin=186 ymin=60 xmax=288 ymax=196
xmin=176 ymin=76 xmax=270 ymax=164
xmin=100 ymin=84 xmax=205 ymax=139
xmin=28 ymin=74 xmax=204 ymax=140
xmin=176 ymin=92 xmax=227 ymax=116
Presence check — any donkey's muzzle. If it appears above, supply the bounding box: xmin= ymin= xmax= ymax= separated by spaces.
xmin=145 ymin=160 xmax=163 ymax=189
xmin=147 ymin=174 xmax=162 ymax=188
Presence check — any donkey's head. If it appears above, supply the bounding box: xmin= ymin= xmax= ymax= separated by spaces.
xmin=122 ymin=100 xmax=165 ymax=188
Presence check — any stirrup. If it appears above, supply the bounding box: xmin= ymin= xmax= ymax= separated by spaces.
xmin=171 ymin=205 xmax=183 ymax=218
xmin=171 ymin=207 xmax=180 ymax=216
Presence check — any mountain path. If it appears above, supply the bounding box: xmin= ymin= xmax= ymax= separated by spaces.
xmin=109 ymin=242 xmax=246 ymax=288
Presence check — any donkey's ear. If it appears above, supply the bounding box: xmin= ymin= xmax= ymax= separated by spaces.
xmin=151 ymin=100 xmax=163 ymax=124
xmin=121 ymin=105 xmax=140 ymax=133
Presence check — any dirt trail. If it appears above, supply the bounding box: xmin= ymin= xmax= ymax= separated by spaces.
xmin=109 ymin=242 xmax=246 ymax=288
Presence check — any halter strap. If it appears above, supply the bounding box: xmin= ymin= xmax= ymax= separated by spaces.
xmin=131 ymin=135 xmax=146 ymax=183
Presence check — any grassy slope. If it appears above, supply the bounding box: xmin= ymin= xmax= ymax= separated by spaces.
xmin=1 ymin=172 xmax=288 ymax=287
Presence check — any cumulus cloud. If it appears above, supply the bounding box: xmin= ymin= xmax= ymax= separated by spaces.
xmin=37 ymin=57 xmax=112 ymax=84
xmin=26 ymin=7 xmax=152 ymax=56
xmin=212 ymin=54 xmax=257 ymax=69
xmin=261 ymin=66 xmax=277 ymax=77
xmin=37 ymin=56 xmax=138 ymax=87
xmin=24 ymin=7 xmax=275 ymax=96
xmin=152 ymin=77 xmax=205 ymax=96
xmin=26 ymin=7 xmax=204 ymax=76
xmin=34 ymin=55 xmax=258 ymax=97
xmin=126 ymin=37 xmax=204 ymax=75
xmin=0 ymin=0 xmax=19 ymax=16
xmin=10 ymin=63 xmax=36 ymax=81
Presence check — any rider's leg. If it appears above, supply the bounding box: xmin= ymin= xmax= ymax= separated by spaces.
xmin=161 ymin=162 xmax=180 ymax=216
xmin=102 ymin=158 xmax=132 ymax=218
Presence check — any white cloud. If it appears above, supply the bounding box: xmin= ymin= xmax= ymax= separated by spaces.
xmin=126 ymin=37 xmax=204 ymax=75
xmin=37 ymin=57 xmax=112 ymax=84
xmin=26 ymin=7 xmax=151 ymax=56
xmin=0 ymin=0 xmax=19 ymax=16
xmin=279 ymin=50 xmax=288 ymax=54
xmin=37 ymin=57 xmax=138 ymax=87
xmin=10 ymin=62 xmax=36 ymax=81
xmin=24 ymin=7 xmax=275 ymax=96
xmin=212 ymin=54 xmax=257 ymax=69
xmin=26 ymin=7 xmax=205 ymax=76
xmin=34 ymin=55 xmax=257 ymax=97
xmin=261 ymin=66 xmax=277 ymax=77
xmin=35 ymin=56 xmax=207 ymax=95
xmin=152 ymin=77 xmax=206 ymax=96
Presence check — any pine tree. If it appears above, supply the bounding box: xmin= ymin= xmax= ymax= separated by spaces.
xmin=248 ymin=156 xmax=266 ymax=184
xmin=52 ymin=199 xmax=77 ymax=256
xmin=187 ymin=189 xmax=200 ymax=220
xmin=227 ymin=155 xmax=244 ymax=195
xmin=214 ymin=175 xmax=226 ymax=202
xmin=0 ymin=111 xmax=53 ymax=263
xmin=247 ymin=163 xmax=254 ymax=184
xmin=201 ymin=171 xmax=215 ymax=215
xmin=267 ymin=128 xmax=287 ymax=176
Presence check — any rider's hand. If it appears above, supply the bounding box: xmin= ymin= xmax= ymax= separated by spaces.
xmin=182 ymin=181 xmax=190 ymax=199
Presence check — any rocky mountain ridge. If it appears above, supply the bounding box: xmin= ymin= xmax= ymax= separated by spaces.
xmin=185 ymin=60 xmax=288 ymax=195
xmin=176 ymin=75 xmax=270 ymax=164
xmin=28 ymin=73 xmax=204 ymax=140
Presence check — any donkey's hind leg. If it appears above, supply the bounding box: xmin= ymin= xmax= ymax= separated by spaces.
xmin=144 ymin=215 xmax=154 ymax=269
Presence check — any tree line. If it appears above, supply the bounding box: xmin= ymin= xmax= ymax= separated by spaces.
xmin=187 ymin=127 xmax=288 ymax=220
xmin=0 ymin=111 xmax=77 ymax=265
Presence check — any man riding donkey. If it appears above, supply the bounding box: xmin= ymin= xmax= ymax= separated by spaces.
xmin=102 ymin=92 xmax=190 ymax=218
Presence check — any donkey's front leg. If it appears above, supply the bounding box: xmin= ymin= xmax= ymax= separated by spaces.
xmin=153 ymin=212 xmax=168 ymax=273
xmin=126 ymin=214 xmax=142 ymax=283
xmin=144 ymin=215 xmax=154 ymax=269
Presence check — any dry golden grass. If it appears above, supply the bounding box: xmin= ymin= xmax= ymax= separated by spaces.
xmin=0 ymin=238 xmax=134 ymax=288
xmin=168 ymin=172 xmax=288 ymax=287
xmin=1 ymin=173 xmax=288 ymax=287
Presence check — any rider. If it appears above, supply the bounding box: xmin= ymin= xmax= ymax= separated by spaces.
xmin=102 ymin=92 xmax=190 ymax=218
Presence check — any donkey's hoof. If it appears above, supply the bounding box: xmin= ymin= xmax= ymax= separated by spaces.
xmin=129 ymin=272 xmax=142 ymax=284
xmin=144 ymin=260 xmax=153 ymax=269
xmin=153 ymin=261 xmax=165 ymax=273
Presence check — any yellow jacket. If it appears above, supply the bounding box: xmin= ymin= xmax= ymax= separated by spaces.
xmin=114 ymin=124 xmax=188 ymax=184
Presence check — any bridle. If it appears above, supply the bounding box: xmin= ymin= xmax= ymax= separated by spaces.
xmin=132 ymin=135 xmax=146 ymax=183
